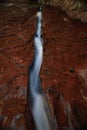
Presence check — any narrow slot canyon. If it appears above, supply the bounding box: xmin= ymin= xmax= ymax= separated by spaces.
xmin=0 ymin=0 xmax=87 ymax=130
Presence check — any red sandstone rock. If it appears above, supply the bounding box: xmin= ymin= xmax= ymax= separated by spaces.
xmin=0 ymin=5 xmax=87 ymax=130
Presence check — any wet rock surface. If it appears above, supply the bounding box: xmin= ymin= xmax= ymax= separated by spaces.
xmin=0 ymin=4 xmax=87 ymax=130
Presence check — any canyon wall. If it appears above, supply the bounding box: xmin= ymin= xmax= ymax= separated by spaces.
xmin=47 ymin=0 xmax=87 ymax=23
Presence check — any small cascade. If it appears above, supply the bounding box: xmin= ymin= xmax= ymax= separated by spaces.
xmin=28 ymin=6 xmax=56 ymax=130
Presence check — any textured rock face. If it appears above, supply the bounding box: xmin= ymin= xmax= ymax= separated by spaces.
xmin=0 ymin=5 xmax=87 ymax=130
xmin=47 ymin=0 xmax=87 ymax=23
xmin=1 ymin=0 xmax=27 ymax=3
xmin=1 ymin=0 xmax=87 ymax=22
xmin=0 ymin=2 xmax=87 ymax=130
xmin=48 ymin=0 xmax=87 ymax=8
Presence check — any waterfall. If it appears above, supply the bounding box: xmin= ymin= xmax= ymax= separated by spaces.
xmin=28 ymin=6 xmax=56 ymax=130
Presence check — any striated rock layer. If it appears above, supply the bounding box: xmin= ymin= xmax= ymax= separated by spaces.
xmin=47 ymin=0 xmax=87 ymax=23
xmin=0 ymin=4 xmax=87 ymax=130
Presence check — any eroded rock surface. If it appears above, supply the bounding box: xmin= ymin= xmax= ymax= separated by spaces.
xmin=0 ymin=4 xmax=87 ymax=130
